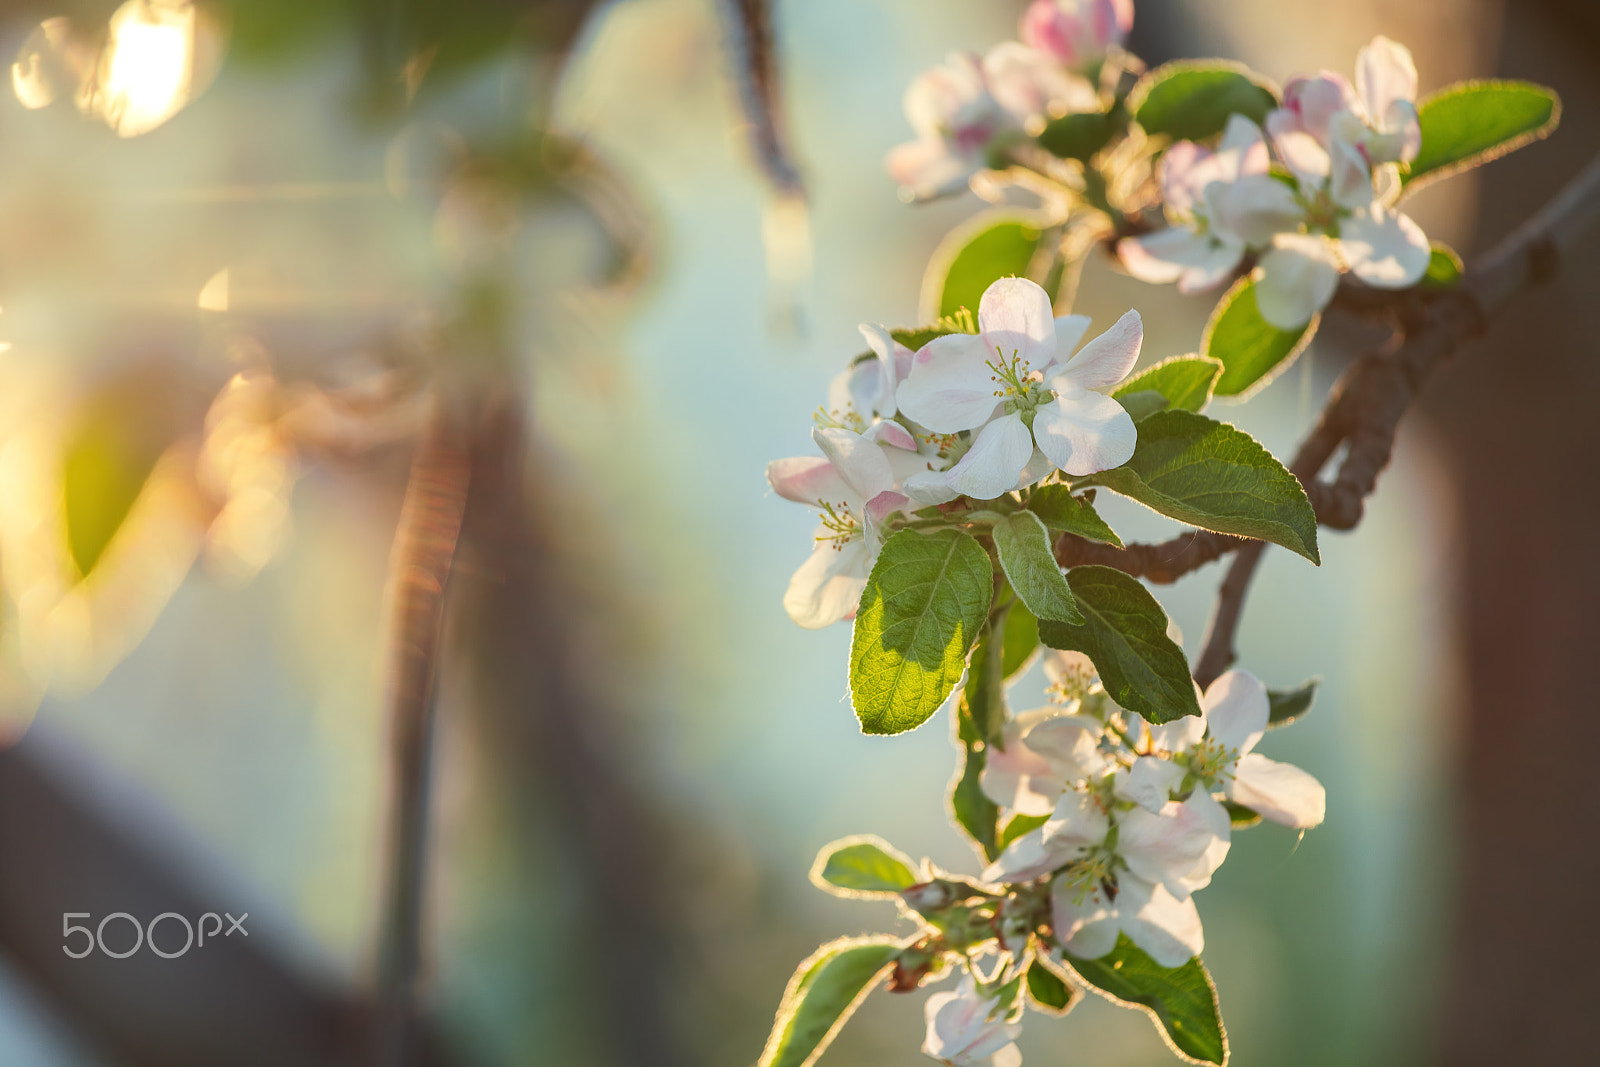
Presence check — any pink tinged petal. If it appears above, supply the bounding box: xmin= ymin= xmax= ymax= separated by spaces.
xmin=944 ymin=413 xmax=1033 ymax=500
xmin=812 ymin=427 xmax=895 ymax=501
xmin=1120 ymin=228 xmax=1236 ymax=289
xmin=864 ymin=419 xmax=918 ymax=451
xmin=1255 ymin=234 xmax=1341 ymax=330
xmin=1340 ymin=204 xmax=1430 ymax=288
xmin=983 ymin=827 xmax=1060 ymax=883
xmin=898 ymin=332 xmax=1003 ymax=433
xmin=984 ymin=41 xmax=1098 ymax=124
xmin=766 ymin=456 xmax=849 ymax=505
xmin=1118 ymin=800 xmax=1222 ymax=898
xmin=1020 ymin=0 xmax=1083 ymax=66
xmin=864 ymin=490 xmax=909 ymax=526
xmin=783 ymin=539 xmax=869 ymax=629
xmin=1280 ymin=72 xmax=1358 ymax=142
xmin=1051 ymin=877 xmax=1118 ymax=957
xmin=1042 ymin=788 xmax=1111 ymax=851
xmin=1202 ymin=669 xmax=1269 ymax=755
xmin=978 ymin=276 xmax=1058 ymax=370
xmin=1231 ymin=753 xmax=1327 ymax=828
xmin=887 ymin=140 xmax=977 ymax=200
xmin=1061 ymin=309 xmax=1142 ymax=390
xmin=1158 ymin=141 xmax=1214 ymax=217
xmin=904 ymin=52 xmax=989 ymax=139
xmin=1355 ymin=36 xmax=1418 ymax=126
xmin=1212 ymin=173 xmax=1304 ymax=247
xmin=1032 ymin=388 xmax=1137 ymax=477
xmin=1025 ymin=715 xmax=1109 ymax=780
xmin=1115 ymin=756 xmax=1186 ymax=813
xmin=1117 ymin=875 xmax=1204 ymax=967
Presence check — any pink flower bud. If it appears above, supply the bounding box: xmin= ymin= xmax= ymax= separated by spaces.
xmin=1020 ymin=0 xmax=1134 ymax=70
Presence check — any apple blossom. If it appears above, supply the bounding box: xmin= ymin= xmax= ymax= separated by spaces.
xmin=981 ymin=709 xmax=1109 ymax=815
xmin=1266 ymin=36 xmax=1421 ymax=168
xmin=896 ymin=277 xmax=1142 ymax=499
xmin=1019 ymin=0 xmax=1134 ymax=72
xmin=922 ymin=977 xmax=1024 ymax=1067
xmin=821 ymin=324 xmax=912 ymax=435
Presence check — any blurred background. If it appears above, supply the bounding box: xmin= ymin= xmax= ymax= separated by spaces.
xmin=0 ymin=0 xmax=1593 ymax=1065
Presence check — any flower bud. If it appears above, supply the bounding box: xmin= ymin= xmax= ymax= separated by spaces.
xmin=1020 ymin=0 xmax=1134 ymax=71
xmin=901 ymin=879 xmax=957 ymax=913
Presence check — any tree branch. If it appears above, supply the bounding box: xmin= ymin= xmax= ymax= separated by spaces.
xmin=1050 ymin=150 xmax=1600 ymax=686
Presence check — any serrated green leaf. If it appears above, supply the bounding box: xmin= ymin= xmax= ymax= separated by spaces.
xmin=811 ymin=837 xmax=919 ymax=897
xmin=1116 ymin=390 xmax=1169 ymax=423
xmin=1037 ymin=107 xmax=1120 ymax=161
xmin=1222 ymin=800 xmax=1262 ymax=828
xmin=1402 ymin=80 xmax=1560 ymax=190
xmin=922 ymin=213 xmax=1045 ymax=322
xmin=1201 ymin=277 xmax=1316 ymax=397
xmin=999 ymin=812 xmax=1050 ymax=851
xmin=994 ymin=512 xmax=1083 ymax=625
xmin=952 ymin=742 xmax=1000 ymax=860
xmin=1026 ymin=957 xmax=1081 ymax=1015
xmin=1080 ymin=410 xmax=1320 ymax=564
xmin=1065 ymin=935 xmax=1228 ymax=1065
xmin=1038 ymin=566 xmax=1200 ymax=724
xmin=1267 ymin=678 xmax=1319 ymax=727
xmin=850 ymin=529 xmax=995 ymax=735
xmin=1026 ymin=485 xmax=1123 ymax=547
xmin=1130 ymin=60 xmax=1278 ymax=142
xmin=1114 ymin=355 xmax=1224 ymax=413
xmin=958 ymin=607 xmax=1007 ymax=746
xmin=1421 ymin=241 xmax=1463 ymax=288
xmin=758 ymin=937 xmax=903 ymax=1067
xmin=1000 ymin=598 xmax=1040 ymax=679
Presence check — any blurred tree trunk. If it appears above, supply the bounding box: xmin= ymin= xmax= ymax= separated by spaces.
xmin=1428 ymin=3 xmax=1600 ymax=1062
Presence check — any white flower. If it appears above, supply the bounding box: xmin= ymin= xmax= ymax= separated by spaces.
xmin=887 ymin=47 xmax=1097 ymax=201
xmin=1019 ymin=0 xmax=1134 ymax=71
xmin=896 ymin=277 xmax=1141 ymax=499
xmin=766 ymin=427 xmax=924 ymax=629
xmin=1267 ymin=37 xmax=1420 ymax=168
xmin=981 ymin=709 xmax=1109 ymax=815
xmin=823 ymin=324 xmax=913 ymax=435
xmin=1145 ymin=669 xmax=1327 ymax=829
xmin=922 ymin=976 xmax=1023 ymax=1067
xmin=1118 ymin=115 xmax=1300 ymax=295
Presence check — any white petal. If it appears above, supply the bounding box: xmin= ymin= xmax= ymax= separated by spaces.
xmin=944 ymin=413 xmax=1033 ymax=500
xmin=1231 ymin=753 xmax=1326 ymax=828
xmin=904 ymin=468 xmax=963 ymax=506
xmin=1327 ymin=124 xmax=1377 ymax=210
xmin=1276 ymin=73 xmax=1357 ymax=143
xmin=1013 ymin=446 xmax=1055 ymax=492
xmin=782 ymin=539 xmax=869 ymax=629
xmin=898 ymin=332 xmax=1003 ymax=433
xmin=1218 ymin=113 xmax=1266 ymax=158
xmin=984 ymin=40 xmax=1098 ymax=124
xmin=812 ymin=427 xmax=895 ymax=502
xmin=1032 ymin=389 xmax=1137 ymax=477
xmin=991 ymin=1044 xmax=1024 ymax=1067
xmin=1051 ymin=877 xmax=1118 ymax=958
xmin=1041 ymin=788 xmax=1111 ymax=852
xmin=1061 ymin=309 xmax=1142 ymax=391
xmin=1173 ymin=790 xmax=1233 ymax=894
xmin=1272 ymin=128 xmax=1331 ymax=187
xmin=1340 ymin=204 xmax=1430 ymax=289
xmin=1049 ymin=315 xmax=1092 ymax=371
xmin=1202 ymin=669 xmax=1269 ymax=755
xmin=1117 ymin=875 xmax=1204 ymax=967
xmin=1212 ymin=173 xmax=1304 ymax=247
xmin=978 ymin=276 xmax=1058 ymax=370
xmin=1119 ymin=228 xmax=1214 ymax=286
xmin=1158 ymin=141 xmax=1214 ymax=217
xmin=857 ymin=323 xmax=902 ymax=417
xmin=1255 ymin=234 xmax=1341 ymax=330
xmin=1355 ymin=36 xmax=1417 ymax=126
xmin=767 ymin=456 xmax=848 ymax=505
xmin=864 ymin=419 xmax=918 ymax=451
xmin=1023 ymin=715 xmax=1108 ymax=781
xmin=1118 ymin=800 xmax=1222 ymax=898
xmin=886 ymin=139 xmax=976 ymax=200
xmin=1114 ymin=756 xmax=1185 ymax=813
xmin=983 ymin=827 xmax=1060 ymax=883
xmin=1147 ymin=711 xmax=1205 ymax=754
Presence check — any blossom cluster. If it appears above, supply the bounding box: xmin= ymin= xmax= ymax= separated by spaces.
xmin=767 ymin=277 xmax=1143 ymax=628
xmin=889 ymin=0 xmax=1131 ymax=199
xmin=919 ymin=654 xmax=1324 ymax=1066
xmin=1119 ymin=37 xmax=1431 ymax=328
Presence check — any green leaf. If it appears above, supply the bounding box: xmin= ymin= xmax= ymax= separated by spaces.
xmin=1026 ymin=957 xmax=1081 ymax=1015
xmin=61 ymin=406 xmax=166 ymax=580
xmin=1114 ymin=355 xmax=1224 ymax=413
xmin=758 ymin=936 xmax=903 ymax=1067
xmin=921 ymin=212 xmax=1045 ymax=322
xmin=1267 ymin=678 xmax=1320 ymax=727
xmin=1115 ymin=390 xmax=1169 ymax=423
xmin=999 ymin=812 xmax=1050 ymax=851
xmin=1037 ymin=107 xmax=1120 ymax=161
xmin=1129 ymin=60 xmax=1278 ymax=142
xmin=1026 ymin=485 xmax=1123 ymax=547
xmin=1421 ymin=242 xmax=1463 ymax=289
xmin=1038 ymin=566 xmax=1201 ymax=725
xmin=810 ymin=837 xmax=919 ymax=897
xmin=1402 ymin=80 xmax=1560 ymax=190
xmin=993 ymin=512 xmax=1083 ymax=625
xmin=1201 ymin=276 xmax=1316 ymax=397
xmin=958 ymin=608 xmax=1007 ymax=746
xmin=1065 ymin=935 xmax=1228 ymax=1065
xmin=850 ymin=529 xmax=995 ymax=735
xmin=1080 ymin=410 xmax=1321 ymax=564
xmin=1223 ymin=800 xmax=1262 ymax=828
xmin=1000 ymin=598 xmax=1040 ymax=679
xmin=951 ymin=742 xmax=1000 ymax=860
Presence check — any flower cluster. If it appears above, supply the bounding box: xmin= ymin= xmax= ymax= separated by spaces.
xmin=766 ymin=277 xmax=1142 ymax=628
xmin=888 ymin=0 xmax=1131 ymax=200
xmin=908 ymin=656 xmax=1323 ymax=1066
xmin=1120 ymin=37 xmax=1431 ymax=328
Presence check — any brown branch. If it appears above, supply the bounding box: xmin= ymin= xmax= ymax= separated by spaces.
xmin=718 ymin=0 xmax=803 ymax=197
